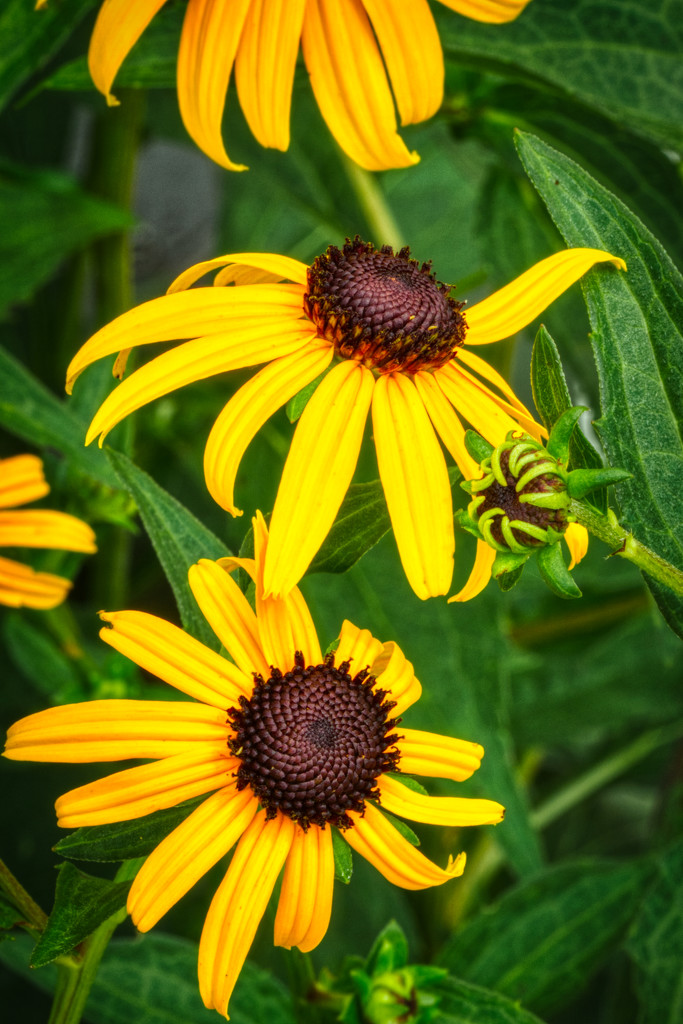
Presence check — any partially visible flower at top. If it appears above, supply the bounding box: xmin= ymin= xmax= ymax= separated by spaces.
xmin=66 ymin=237 xmax=625 ymax=601
xmin=0 ymin=454 xmax=97 ymax=609
xmin=4 ymin=512 xmax=503 ymax=1019
xmin=46 ymin=0 xmax=532 ymax=171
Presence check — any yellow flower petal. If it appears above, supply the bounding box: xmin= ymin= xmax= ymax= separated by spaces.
xmin=448 ymin=540 xmax=496 ymax=603
xmin=0 ymin=556 xmax=71 ymax=610
xmin=372 ymin=373 xmax=454 ymax=600
xmin=378 ymin=774 xmax=504 ymax=826
xmin=413 ymin=370 xmax=479 ymax=480
xmin=457 ymin=348 xmax=535 ymax=418
xmin=437 ymin=0 xmax=532 ymax=24
xmin=235 ymin=0 xmax=307 ymax=150
xmin=344 ymin=802 xmax=466 ymax=889
xmin=301 ymin=0 xmax=419 ymax=170
xmin=0 ymin=511 xmax=96 ymax=553
xmin=565 ymin=522 xmax=589 ymax=569
xmin=396 ymin=728 xmax=484 ymax=782
xmin=435 ymin=363 xmax=521 ymax=446
xmin=274 ymin=824 xmax=334 ymax=952
xmin=335 ymin=619 xmax=384 ymax=675
xmin=88 ymin=0 xmax=166 ymax=103
xmin=99 ymin=610 xmax=252 ymax=707
xmin=198 ymin=810 xmax=295 ymax=1015
xmin=370 ymin=640 xmax=422 ymax=717
xmin=452 ymin=359 xmax=545 ymax=440
xmin=465 ymin=249 xmax=626 ymax=345
xmin=168 ymin=253 xmax=309 ymax=292
xmin=264 ymin=360 xmax=374 ymax=598
xmin=3 ymin=700 xmax=228 ymax=763
xmin=0 ymin=454 xmax=49 ymax=509
xmin=129 ymin=784 xmax=259 ymax=932
xmin=55 ymin=743 xmax=233 ymax=827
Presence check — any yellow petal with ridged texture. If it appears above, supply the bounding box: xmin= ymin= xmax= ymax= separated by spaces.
xmin=465 ymin=249 xmax=626 ymax=345
xmin=361 ymin=0 xmax=443 ymax=125
xmin=378 ymin=775 xmax=504 ymax=826
xmin=457 ymin=348 xmax=534 ymax=418
xmin=0 ymin=455 xmax=49 ymax=509
xmin=66 ymin=283 xmax=303 ymax=393
xmin=0 ymin=556 xmax=71 ymax=610
xmin=189 ymin=560 xmax=269 ymax=680
xmin=274 ymin=824 xmax=334 ymax=952
xmin=345 ymin=802 xmax=466 ymax=889
xmin=413 ymin=370 xmax=478 ymax=480
xmin=301 ymin=0 xmax=418 ymax=171
xmin=448 ymin=540 xmax=496 ymax=603
xmin=4 ymin=700 xmax=229 ymax=763
xmin=437 ymin=0 xmax=532 ymax=24
xmin=565 ymin=522 xmax=589 ymax=569
xmin=55 ymin=744 xmax=232 ymax=827
xmin=235 ymin=0 xmax=306 ymax=150
xmin=435 ymin=363 xmax=520 ymax=446
xmin=198 ymin=811 xmax=295 ymax=1015
xmin=204 ymin=340 xmax=332 ymax=514
xmin=372 ymin=374 xmax=454 ymax=600
xmin=265 ymin=360 xmax=374 ymax=597
xmin=370 ymin=641 xmax=421 ymax=717
xmin=453 ymin=361 xmax=545 ymax=440
xmin=0 ymin=511 xmax=96 ymax=553
xmin=99 ymin=610 xmax=251 ymax=707
xmin=88 ymin=0 xmax=166 ymax=103
xmin=129 ymin=784 xmax=258 ymax=932
xmin=396 ymin=729 xmax=484 ymax=782
xmin=85 ymin=320 xmax=315 ymax=447
xmin=335 ymin=620 xmax=384 ymax=676
xmin=168 ymin=253 xmax=309 ymax=292
xmin=177 ymin=0 xmax=250 ymax=171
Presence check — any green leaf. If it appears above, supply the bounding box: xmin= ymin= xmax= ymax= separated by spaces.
xmin=332 ymin=829 xmax=353 ymax=885
xmin=2 ymin=613 xmax=82 ymax=703
xmin=516 ymin=130 xmax=683 ymax=636
xmin=0 ymin=895 xmax=25 ymax=938
xmin=545 ymin=406 xmax=586 ymax=464
xmin=536 ymin=543 xmax=582 ymax=600
xmin=365 ymin=920 xmax=409 ymax=975
xmin=438 ymin=858 xmax=653 ymax=1015
xmin=285 ymin=367 xmax=331 ymax=423
xmin=434 ymin=976 xmax=546 ymax=1024
xmin=566 ymin=467 xmax=632 ymax=499
xmin=30 ymin=863 xmax=131 ymax=968
xmin=464 ymin=431 xmax=494 ymax=465
xmin=106 ymin=450 xmax=227 ymax=648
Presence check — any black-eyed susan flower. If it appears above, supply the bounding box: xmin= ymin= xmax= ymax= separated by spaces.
xmin=76 ymin=0 xmax=532 ymax=171
xmin=67 ymin=238 xmax=625 ymax=601
xmin=0 ymin=454 xmax=97 ymax=609
xmin=4 ymin=512 xmax=503 ymax=1018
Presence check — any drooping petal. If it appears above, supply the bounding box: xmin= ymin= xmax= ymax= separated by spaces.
xmin=396 ymin=728 xmax=484 ymax=782
xmin=203 ymin=339 xmax=332 ymax=514
xmin=413 ymin=370 xmax=478 ymax=480
xmin=198 ymin=810 xmax=295 ymax=1015
xmin=129 ymin=784 xmax=259 ymax=932
xmin=55 ymin=743 xmax=233 ymax=827
xmin=0 ymin=455 xmax=49 ymax=509
xmin=370 ymin=641 xmax=421 ymax=717
xmin=378 ymin=775 xmax=504 ymax=826
xmin=437 ymin=0 xmax=532 ymax=24
xmin=0 ymin=511 xmax=96 ymax=553
xmin=457 ymin=348 xmax=535 ymax=418
xmin=335 ymin=620 xmax=384 ymax=675
xmin=3 ymin=700 xmax=229 ymax=763
xmin=454 ymin=359 xmax=545 ymax=439
xmin=235 ymin=0 xmax=307 ymax=150
xmin=434 ymin=363 xmax=521 ymax=446
xmin=448 ymin=540 xmax=496 ymax=603
xmin=177 ymin=0 xmax=251 ymax=171
xmin=344 ymin=802 xmax=466 ymax=889
xmin=264 ymin=360 xmax=374 ymax=598
xmin=0 ymin=556 xmax=71 ymax=610
xmin=88 ymin=0 xmax=166 ymax=104
xmin=99 ymin=610 xmax=252 ymax=707
xmin=274 ymin=824 xmax=334 ymax=952
xmin=360 ymin=0 xmax=443 ymax=124
xmin=565 ymin=522 xmax=589 ymax=569
xmin=465 ymin=249 xmax=626 ymax=345
xmin=372 ymin=373 xmax=454 ymax=599
xmin=301 ymin=0 xmax=419 ymax=171
xmin=168 ymin=253 xmax=309 ymax=292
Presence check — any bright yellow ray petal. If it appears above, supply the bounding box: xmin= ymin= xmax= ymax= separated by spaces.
xmin=344 ymin=802 xmax=466 ymax=889
xmin=372 ymin=373 xmax=454 ymax=600
xmin=457 ymin=348 xmax=534 ymax=417
xmin=565 ymin=522 xmax=589 ymax=569
xmin=3 ymin=700 xmax=229 ymax=763
xmin=361 ymin=0 xmax=443 ymax=124
xmin=370 ymin=641 xmax=421 ymax=717
xmin=0 ymin=511 xmax=96 ymax=553
xmin=396 ymin=728 xmax=484 ymax=782
xmin=413 ymin=370 xmax=479 ymax=479
xmin=235 ymin=0 xmax=306 ymax=150
xmin=129 ymin=784 xmax=259 ymax=932
xmin=168 ymin=253 xmax=309 ymax=292
xmin=99 ymin=610 xmax=252 ymax=707
xmin=177 ymin=0 xmax=251 ymax=171
xmin=264 ymin=360 xmax=374 ymax=598
xmin=274 ymin=824 xmax=334 ymax=952
xmin=0 ymin=455 xmax=49 ymax=509
xmin=435 ymin=363 xmax=520 ymax=446
xmin=55 ymin=743 xmax=233 ymax=827
xmin=203 ymin=340 xmax=331 ymax=515
xmin=335 ymin=620 xmax=384 ymax=675
xmin=88 ymin=0 xmax=166 ymax=103
xmin=378 ymin=775 xmax=504 ymax=826
xmin=198 ymin=810 xmax=295 ymax=1015
xmin=448 ymin=540 xmax=496 ymax=603
xmin=301 ymin=0 xmax=419 ymax=171
xmin=465 ymin=249 xmax=626 ymax=345
xmin=437 ymin=0 xmax=532 ymax=24
xmin=0 ymin=556 xmax=71 ymax=610
xmin=452 ymin=360 xmax=545 ymax=440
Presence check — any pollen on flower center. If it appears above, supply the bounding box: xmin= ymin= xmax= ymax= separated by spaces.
xmin=304 ymin=236 xmax=467 ymax=374
xmin=227 ymin=651 xmax=401 ymax=830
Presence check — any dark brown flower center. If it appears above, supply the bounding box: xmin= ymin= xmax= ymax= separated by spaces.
xmin=304 ymin=237 xmax=467 ymax=374
xmin=227 ymin=651 xmax=401 ymax=830
xmin=476 ymin=449 xmax=567 ymax=547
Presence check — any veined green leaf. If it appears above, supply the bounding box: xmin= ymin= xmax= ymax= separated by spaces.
xmin=332 ymin=829 xmax=353 ymax=885
xmin=435 ymin=976 xmax=546 ymax=1024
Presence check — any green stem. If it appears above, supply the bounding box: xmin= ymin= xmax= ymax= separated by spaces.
xmin=0 ymin=857 xmax=48 ymax=935
xmin=340 ymin=155 xmax=405 ymax=249
xmin=570 ymin=500 xmax=683 ymax=597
